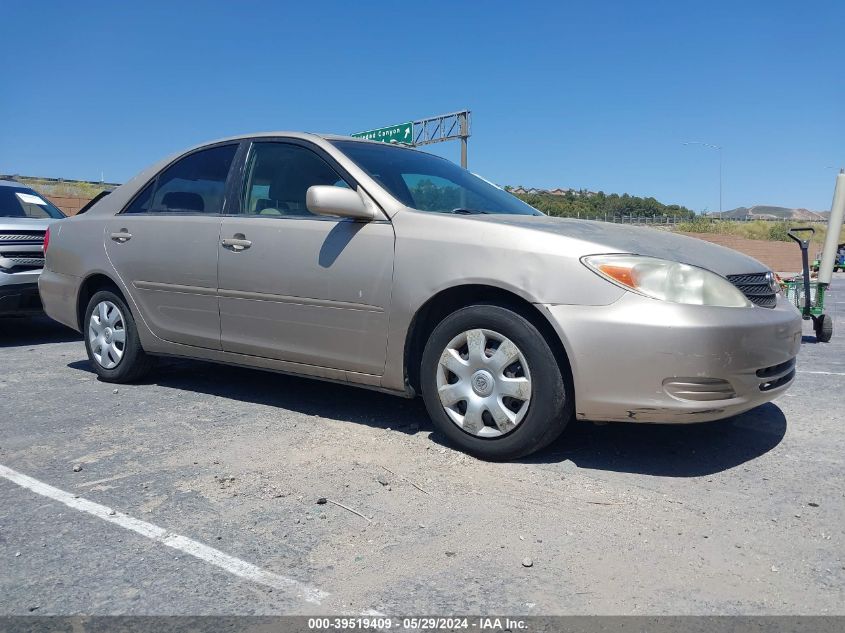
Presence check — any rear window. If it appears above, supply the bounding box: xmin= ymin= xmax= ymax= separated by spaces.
xmin=0 ymin=186 xmax=66 ymax=219
xmin=124 ymin=144 xmax=238 ymax=215
xmin=149 ymin=145 xmax=237 ymax=214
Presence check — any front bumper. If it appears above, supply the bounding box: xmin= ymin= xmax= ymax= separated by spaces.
xmin=541 ymin=291 xmax=803 ymax=423
xmin=0 ymin=280 xmax=43 ymax=316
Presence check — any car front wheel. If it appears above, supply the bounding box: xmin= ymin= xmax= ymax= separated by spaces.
xmin=84 ymin=290 xmax=154 ymax=382
xmin=420 ymin=304 xmax=571 ymax=460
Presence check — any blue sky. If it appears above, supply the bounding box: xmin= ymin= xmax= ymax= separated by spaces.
xmin=2 ymin=0 xmax=843 ymax=212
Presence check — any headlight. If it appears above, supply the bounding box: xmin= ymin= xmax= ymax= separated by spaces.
xmin=582 ymin=254 xmax=752 ymax=308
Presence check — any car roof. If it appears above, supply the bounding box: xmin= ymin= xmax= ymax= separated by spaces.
xmin=236 ymin=131 xmax=389 ymax=142
xmin=0 ymin=179 xmax=28 ymax=188
xmin=188 ymin=131 xmax=416 ymax=150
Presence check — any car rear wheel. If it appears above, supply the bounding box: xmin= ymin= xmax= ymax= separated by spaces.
xmin=84 ymin=290 xmax=154 ymax=382
xmin=420 ymin=304 xmax=571 ymax=460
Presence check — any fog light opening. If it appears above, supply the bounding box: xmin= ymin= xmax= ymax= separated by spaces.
xmin=662 ymin=378 xmax=737 ymax=402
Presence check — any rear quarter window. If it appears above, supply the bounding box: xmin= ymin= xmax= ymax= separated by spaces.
xmin=124 ymin=144 xmax=238 ymax=215
xmin=124 ymin=182 xmax=154 ymax=214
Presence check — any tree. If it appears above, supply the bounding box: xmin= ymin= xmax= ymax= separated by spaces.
xmin=512 ymin=188 xmax=694 ymax=220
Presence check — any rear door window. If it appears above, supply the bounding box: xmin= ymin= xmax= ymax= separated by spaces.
xmin=130 ymin=144 xmax=237 ymax=215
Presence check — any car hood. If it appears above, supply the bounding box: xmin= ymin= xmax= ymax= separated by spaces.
xmin=0 ymin=217 xmax=59 ymax=232
xmin=473 ymin=215 xmax=769 ymax=276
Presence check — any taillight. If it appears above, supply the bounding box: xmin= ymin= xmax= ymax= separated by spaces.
xmin=43 ymin=226 xmax=50 ymax=254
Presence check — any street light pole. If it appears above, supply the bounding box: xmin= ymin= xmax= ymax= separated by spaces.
xmin=683 ymin=142 xmax=723 ymax=219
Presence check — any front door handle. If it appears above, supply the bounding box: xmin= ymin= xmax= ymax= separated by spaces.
xmin=110 ymin=230 xmax=132 ymax=243
xmin=221 ymin=235 xmax=252 ymax=251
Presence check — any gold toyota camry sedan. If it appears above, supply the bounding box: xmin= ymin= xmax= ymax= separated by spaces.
xmin=39 ymin=133 xmax=802 ymax=459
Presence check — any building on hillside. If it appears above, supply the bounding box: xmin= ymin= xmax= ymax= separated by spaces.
xmin=508 ymin=186 xmax=596 ymax=197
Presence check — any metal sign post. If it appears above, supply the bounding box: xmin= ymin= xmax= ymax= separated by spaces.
xmin=352 ymin=110 xmax=472 ymax=168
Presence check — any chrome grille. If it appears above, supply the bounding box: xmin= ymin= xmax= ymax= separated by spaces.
xmin=0 ymin=230 xmax=45 ymax=243
xmin=727 ymin=272 xmax=777 ymax=308
xmin=0 ymin=230 xmax=46 ymax=271
xmin=0 ymin=254 xmax=44 ymax=270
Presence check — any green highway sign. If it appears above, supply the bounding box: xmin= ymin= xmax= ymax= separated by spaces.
xmin=351 ymin=121 xmax=413 ymax=144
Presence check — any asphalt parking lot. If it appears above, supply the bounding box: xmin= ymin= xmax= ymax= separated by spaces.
xmin=1 ymin=277 xmax=843 ymax=616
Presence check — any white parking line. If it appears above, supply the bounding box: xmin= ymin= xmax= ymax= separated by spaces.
xmin=797 ymin=370 xmax=845 ymax=376
xmin=0 ymin=463 xmax=328 ymax=605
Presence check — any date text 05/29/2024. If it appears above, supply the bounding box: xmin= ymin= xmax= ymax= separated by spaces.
xmin=307 ymin=617 xmax=528 ymax=630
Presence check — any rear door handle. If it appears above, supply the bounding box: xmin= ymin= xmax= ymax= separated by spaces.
xmin=110 ymin=230 xmax=132 ymax=243
xmin=221 ymin=237 xmax=252 ymax=251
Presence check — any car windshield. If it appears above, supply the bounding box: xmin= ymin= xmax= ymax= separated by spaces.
xmin=332 ymin=140 xmax=542 ymax=216
xmin=0 ymin=186 xmax=66 ymax=219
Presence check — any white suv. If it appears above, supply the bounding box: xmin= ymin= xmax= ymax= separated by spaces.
xmin=0 ymin=180 xmax=65 ymax=316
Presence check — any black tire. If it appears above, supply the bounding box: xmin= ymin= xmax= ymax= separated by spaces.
xmin=815 ymin=313 xmax=833 ymax=343
xmin=84 ymin=290 xmax=154 ymax=382
xmin=420 ymin=304 xmax=571 ymax=460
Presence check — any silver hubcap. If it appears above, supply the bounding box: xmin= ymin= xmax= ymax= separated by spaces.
xmin=436 ymin=328 xmax=532 ymax=438
xmin=89 ymin=301 xmax=126 ymax=369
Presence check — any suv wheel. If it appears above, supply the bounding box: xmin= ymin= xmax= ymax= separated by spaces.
xmin=420 ymin=304 xmax=571 ymax=460
xmin=84 ymin=290 xmax=154 ymax=382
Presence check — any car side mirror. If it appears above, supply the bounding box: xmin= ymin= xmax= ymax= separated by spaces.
xmin=306 ymin=186 xmax=375 ymax=221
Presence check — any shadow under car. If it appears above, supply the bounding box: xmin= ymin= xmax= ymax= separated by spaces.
xmin=67 ymin=355 xmax=787 ymax=475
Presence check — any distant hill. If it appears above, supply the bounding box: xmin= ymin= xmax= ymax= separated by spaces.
xmin=509 ymin=187 xmax=694 ymax=219
xmin=705 ymin=205 xmax=826 ymax=221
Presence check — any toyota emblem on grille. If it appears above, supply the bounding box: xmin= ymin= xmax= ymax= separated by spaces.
xmin=766 ymin=271 xmax=779 ymax=292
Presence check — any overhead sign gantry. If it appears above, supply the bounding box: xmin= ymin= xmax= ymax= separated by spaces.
xmin=352 ymin=110 xmax=471 ymax=168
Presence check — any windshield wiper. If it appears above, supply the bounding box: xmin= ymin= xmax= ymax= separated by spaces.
xmin=448 ymin=208 xmax=490 ymax=215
